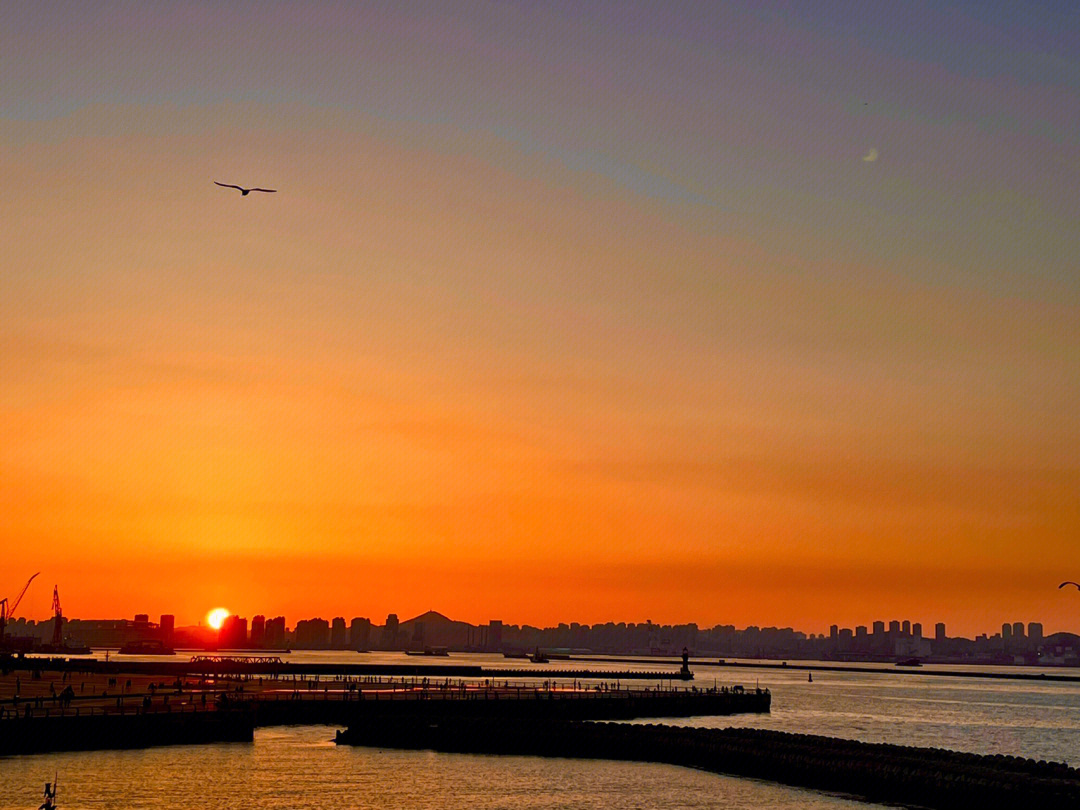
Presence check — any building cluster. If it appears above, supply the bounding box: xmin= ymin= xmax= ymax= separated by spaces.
xmin=2 ymin=613 xmax=176 ymax=650
xmin=817 ymin=620 xmax=1049 ymax=664
xmin=217 ymin=615 xmax=287 ymax=649
xmin=4 ymin=612 xmax=1078 ymax=666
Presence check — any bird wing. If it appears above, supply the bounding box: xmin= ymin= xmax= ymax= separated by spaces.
xmin=251 ymin=188 xmax=277 ymax=193
xmin=214 ymin=182 xmax=245 ymax=191
xmin=1059 ymin=581 xmax=1080 ymax=589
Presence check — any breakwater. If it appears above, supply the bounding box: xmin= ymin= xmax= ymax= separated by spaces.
xmin=707 ymin=659 xmax=1080 ymax=683
xmin=0 ymin=706 xmax=254 ymax=755
xmin=485 ymin=668 xmax=692 ymax=680
xmin=558 ymin=654 xmax=1080 ymax=683
xmin=337 ymin=717 xmax=1080 ymax=810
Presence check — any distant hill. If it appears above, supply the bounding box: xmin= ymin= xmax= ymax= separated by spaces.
xmin=1044 ymin=631 xmax=1080 ymax=646
xmin=397 ymin=610 xmax=474 ymax=649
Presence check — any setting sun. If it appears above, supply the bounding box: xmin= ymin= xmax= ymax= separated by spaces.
xmin=206 ymin=608 xmax=230 ymax=631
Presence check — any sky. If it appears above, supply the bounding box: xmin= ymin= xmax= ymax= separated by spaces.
xmin=2 ymin=2 xmax=1078 ymax=636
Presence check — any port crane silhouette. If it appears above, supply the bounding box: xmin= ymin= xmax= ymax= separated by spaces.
xmin=51 ymin=585 xmax=64 ymax=647
xmin=0 ymin=572 xmax=40 ymax=643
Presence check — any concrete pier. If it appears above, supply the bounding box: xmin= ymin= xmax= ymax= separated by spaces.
xmin=2 ymin=656 xmax=691 ymax=681
xmin=0 ymin=670 xmax=767 ymax=754
xmin=0 ymin=705 xmax=254 ymax=755
xmin=337 ymin=717 xmax=1080 ymax=810
xmin=252 ymin=683 xmax=769 ymax=726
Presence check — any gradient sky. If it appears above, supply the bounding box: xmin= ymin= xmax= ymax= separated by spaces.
xmin=2 ymin=2 xmax=1078 ymax=635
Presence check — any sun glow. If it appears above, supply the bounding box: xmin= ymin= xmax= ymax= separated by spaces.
xmin=206 ymin=607 xmax=230 ymax=630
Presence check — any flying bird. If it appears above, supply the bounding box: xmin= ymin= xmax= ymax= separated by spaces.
xmin=1060 ymin=581 xmax=1080 ymax=590
xmin=862 ymin=147 xmax=878 ymax=163
xmin=214 ymin=181 xmax=276 ymax=196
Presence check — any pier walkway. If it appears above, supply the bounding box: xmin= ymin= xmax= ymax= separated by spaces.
xmin=0 ymin=668 xmax=768 ymax=755
xmin=1 ymin=655 xmax=691 ymax=681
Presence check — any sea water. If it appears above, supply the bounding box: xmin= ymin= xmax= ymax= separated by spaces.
xmin=0 ymin=725 xmax=877 ymax=810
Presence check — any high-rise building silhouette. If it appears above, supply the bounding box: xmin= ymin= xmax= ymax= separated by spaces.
xmin=159 ymin=614 xmax=174 ymax=646
xmin=349 ymin=617 xmax=372 ymax=650
xmin=264 ymin=616 xmax=286 ymax=648
xmin=487 ymin=620 xmax=503 ymax=651
xmin=383 ymin=614 xmax=400 ymax=649
xmin=220 ymin=615 xmax=247 ymax=648
xmin=250 ymin=615 xmax=266 ymax=647
xmin=331 ymin=617 xmax=347 ymax=649
xmin=294 ymin=618 xmax=330 ymax=649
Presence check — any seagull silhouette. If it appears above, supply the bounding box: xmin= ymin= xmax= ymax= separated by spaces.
xmin=215 ymin=181 xmax=276 ymax=196
xmin=1059 ymin=581 xmax=1080 ymax=590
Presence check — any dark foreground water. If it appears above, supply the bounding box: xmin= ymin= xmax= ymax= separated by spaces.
xmin=0 ymin=725 xmax=879 ymax=810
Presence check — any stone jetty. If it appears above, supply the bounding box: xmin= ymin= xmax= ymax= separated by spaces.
xmin=0 ymin=704 xmax=254 ymax=756
xmin=336 ymin=717 xmax=1080 ymax=810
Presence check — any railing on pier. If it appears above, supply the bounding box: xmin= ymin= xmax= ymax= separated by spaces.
xmin=0 ymin=702 xmax=219 ymax=720
xmin=0 ymin=675 xmax=769 ymax=725
xmin=190 ymin=655 xmax=285 ymax=667
xmin=0 ymin=677 xmax=770 ymax=757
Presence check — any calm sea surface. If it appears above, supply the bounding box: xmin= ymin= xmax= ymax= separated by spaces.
xmin=0 ymin=726 xmax=876 ymax=810
xmin=669 ymin=661 xmax=1080 ymax=764
xmin=5 ymin=651 xmax=1079 ymax=808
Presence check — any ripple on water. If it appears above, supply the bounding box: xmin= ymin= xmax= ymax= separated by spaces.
xmin=0 ymin=726 xmax=883 ymax=810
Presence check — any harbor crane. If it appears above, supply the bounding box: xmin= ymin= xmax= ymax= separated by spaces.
xmin=0 ymin=572 xmax=40 ymax=642
xmin=51 ymin=584 xmax=64 ymax=647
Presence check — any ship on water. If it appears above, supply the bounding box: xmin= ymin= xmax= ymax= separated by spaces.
xmin=35 ymin=641 xmax=90 ymax=656
xmin=117 ymin=639 xmax=175 ymax=655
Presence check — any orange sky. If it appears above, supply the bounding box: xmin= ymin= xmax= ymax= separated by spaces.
xmin=2 ymin=5 xmax=1078 ymax=636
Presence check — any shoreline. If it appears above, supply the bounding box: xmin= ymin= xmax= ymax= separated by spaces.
xmin=565 ymin=655 xmax=1080 ymax=682
xmin=9 ymin=650 xmax=1080 ymax=683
